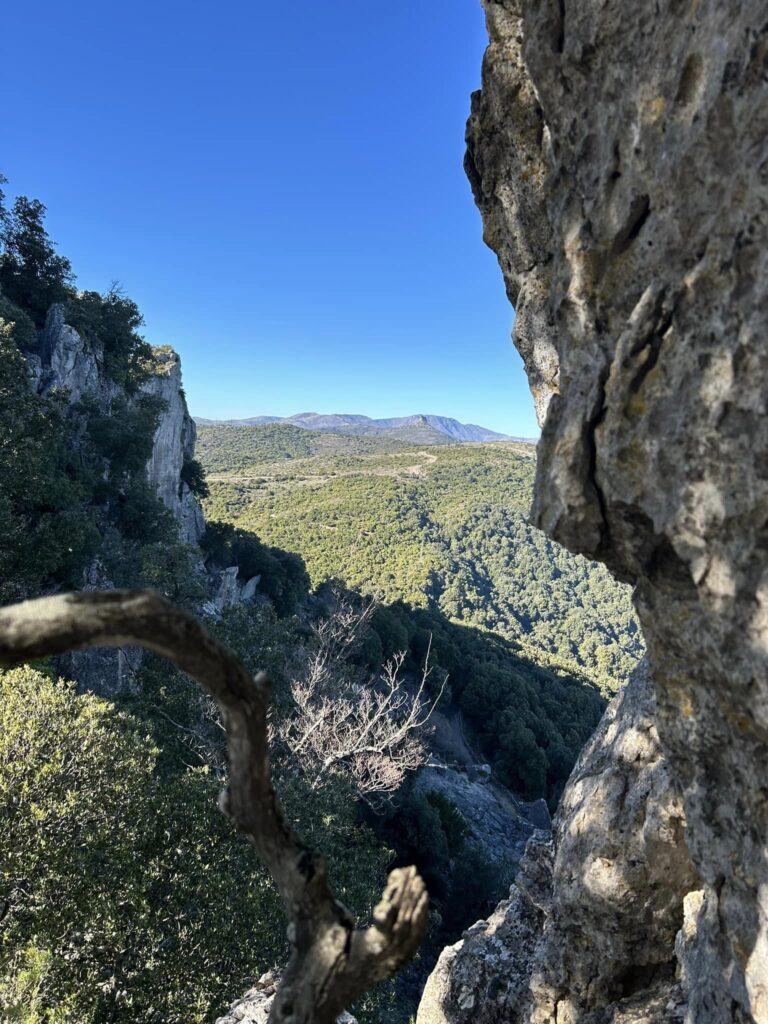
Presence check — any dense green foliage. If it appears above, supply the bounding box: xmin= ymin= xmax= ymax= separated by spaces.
xmin=181 ymin=455 xmax=210 ymax=499
xmin=201 ymin=520 xmax=309 ymax=614
xmin=352 ymin=597 xmax=604 ymax=803
xmin=0 ymin=663 xmax=392 ymax=1024
xmin=65 ymin=287 xmax=153 ymax=390
xmin=200 ymin=424 xmax=643 ymax=691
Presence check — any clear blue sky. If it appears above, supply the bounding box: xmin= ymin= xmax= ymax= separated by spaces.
xmin=2 ymin=1 xmax=537 ymax=437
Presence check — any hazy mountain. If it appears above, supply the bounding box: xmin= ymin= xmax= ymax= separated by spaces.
xmin=194 ymin=411 xmax=532 ymax=444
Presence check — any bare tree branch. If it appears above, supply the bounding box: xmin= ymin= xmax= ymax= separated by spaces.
xmin=280 ymin=601 xmax=447 ymax=810
xmin=0 ymin=590 xmax=428 ymax=1024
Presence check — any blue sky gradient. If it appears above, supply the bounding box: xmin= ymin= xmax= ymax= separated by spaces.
xmin=2 ymin=1 xmax=537 ymax=436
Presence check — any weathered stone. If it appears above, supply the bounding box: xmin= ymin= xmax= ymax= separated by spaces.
xmin=141 ymin=347 xmax=205 ymax=545
xmin=413 ymin=760 xmax=547 ymax=868
xmin=418 ymin=665 xmax=694 ymax=1023
xmin=38 ymin=304 xmax=101 ymax=402
xmin=215 ymin=971 xmax=357 ymax=1024
xmin=424 ymin=1 xmax=768 ymax=1020
xmin=417 ymin=833 xmax=551 ymax=1024
xmin=240 ymin=574 xmax=261 ymax=603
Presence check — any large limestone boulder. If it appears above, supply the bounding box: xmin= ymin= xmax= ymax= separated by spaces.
xmin=423 ymin=0 xmax=768 ymax=1019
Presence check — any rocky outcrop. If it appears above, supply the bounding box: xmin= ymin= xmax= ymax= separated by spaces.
xmin=32 ymin=307 xmax=205 ymax=546
xmin=37 ymin=304 xmax=102 ymax=402
xmin=30 ymin=307 xmax=211 ymax=693
xmin=413 ymin=761 xmax=548 ymax=869
xmin=418 ymin=832 xmax=552 ymax=1024
xmin=420 ymin=2 xmax=768 ymax=1019
xmin=202 ymin=567 xmax=261 ymax=616
xmin=418 ymin=665 xmax=696 ymax=1023
xmin=214 ymin=971 xmax=357 ymax=1024
xmin=141 ymin=347 xmax=205 ymax=545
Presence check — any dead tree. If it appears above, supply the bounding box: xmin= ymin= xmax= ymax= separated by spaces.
xmin=288 ymin=648 xmax=445 ymax=807
xmin=0 ymin=590 xmax=428 ymax=1024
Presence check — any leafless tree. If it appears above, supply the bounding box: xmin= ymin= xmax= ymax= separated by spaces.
xmin=278 ymin=594 xmax=446 ymax=809
xmin=0 ymin=590 xmax=428 ymax=1024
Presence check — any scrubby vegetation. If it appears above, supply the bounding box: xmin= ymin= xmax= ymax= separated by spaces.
xmin=0 ymin=321 xmax=100 ymax=602
xmin=0 ymin=663 xmax=391 ymax=1024
xmin=195 ymin=421 xmax=413 ymax=472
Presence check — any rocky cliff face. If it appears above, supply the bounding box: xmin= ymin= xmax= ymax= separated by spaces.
xmin=419 ymin=664 xmax=697 ymax=1023
xmin=140 ymin=347 xmax=205 ymax=545
xmin=34 ymin=303 xmax=205 ymax=544
xmin=35 ymin=306 xmax=205 ymax=546
xmin=31 ymin=306 xmax=211 ymax=693
xmin=420 ymin=2 xmax=768 ymax=1021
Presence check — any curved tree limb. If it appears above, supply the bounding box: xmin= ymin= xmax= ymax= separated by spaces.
xmin=0 ymin=590 xmax=428 ymax=1024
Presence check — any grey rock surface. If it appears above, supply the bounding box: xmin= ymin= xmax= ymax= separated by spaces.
xmin=418 ymin=665 xmax=694 ymax=1024
xmin=141 ymin=347 xmax=205 ymax=545
xmin=32 ymin=310 xmax=205 ymax=549
xmin=417 ymin=833 xmax=551 ymax=1024
xmin=215 ymin=971 xmax=357 ymax=1024
xmin=201 ymin=569 xmax=261 ymax=618
xmin=422 ymin=0 xmax=768 ymax=1020
xmin=38 ymin=304 xmax=101 ymax=402
xmin=413 ymin=762 xmax=546 ymax=868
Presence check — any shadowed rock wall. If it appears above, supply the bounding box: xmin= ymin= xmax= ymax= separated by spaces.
xmin=420 ymin=2 xmax=768 ymax=1021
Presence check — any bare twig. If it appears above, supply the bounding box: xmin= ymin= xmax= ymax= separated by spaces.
xmin=0 ymin=590 xmax=428 ymax=1024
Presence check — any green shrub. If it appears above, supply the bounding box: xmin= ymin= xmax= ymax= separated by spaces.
xmin=0 ymin=665 xmax=394 ymax=1024
xmin=83 ymin=394 xmax=166 ymax=481
xmin=180 ymin=455 xmax=209 ymax=499
xmin=426 ymin=792 xmax=467 ymax=856
xmin=0 ymin=666 xmax=285 ymax=1023
xmin=0 ymin=294 xmax=36 ymax=351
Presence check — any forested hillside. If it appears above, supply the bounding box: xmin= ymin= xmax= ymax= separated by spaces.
xmin=200 ymin=424 xmax=643 ymax=691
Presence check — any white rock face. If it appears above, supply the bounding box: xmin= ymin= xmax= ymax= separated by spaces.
xmin=38 ymin=304 xmax=101 ymax=402
xmin=140 ymin=348 xmax=205 ymax=545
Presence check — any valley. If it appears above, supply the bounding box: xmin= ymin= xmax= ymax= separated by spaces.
xmin=198 ymin=423 xmax=643 ymax=693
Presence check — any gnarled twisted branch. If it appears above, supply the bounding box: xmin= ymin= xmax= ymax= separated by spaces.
xmin=0 ymin=590 xmax=428 ymax=1024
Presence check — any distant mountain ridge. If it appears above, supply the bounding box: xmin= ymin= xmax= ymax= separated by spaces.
xmin=194 ymin=412 xmax=533 ymax=444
